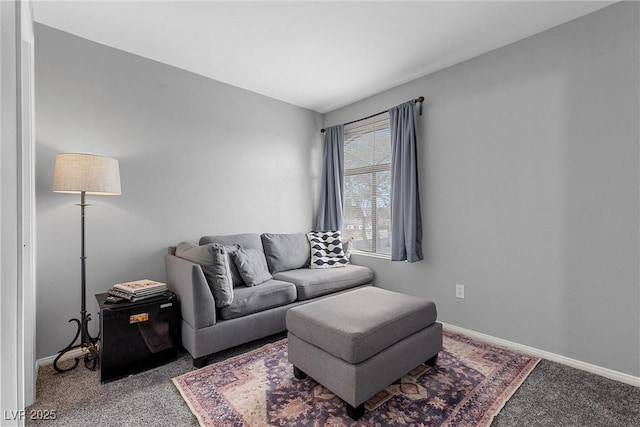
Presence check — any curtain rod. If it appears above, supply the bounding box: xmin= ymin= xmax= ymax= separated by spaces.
xmin=321 ymin=96 xmax=424 ymax=133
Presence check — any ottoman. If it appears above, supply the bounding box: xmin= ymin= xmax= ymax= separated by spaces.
xmin=286 ymin=287 xmax=442 ymax=420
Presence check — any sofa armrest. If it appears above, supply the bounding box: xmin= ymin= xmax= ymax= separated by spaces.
xmin=164 ymin=253 xmax=217 ymax=329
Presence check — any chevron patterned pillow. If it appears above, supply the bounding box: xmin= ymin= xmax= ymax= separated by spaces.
xmin=307 ymin=231 xmax=349 ymax=269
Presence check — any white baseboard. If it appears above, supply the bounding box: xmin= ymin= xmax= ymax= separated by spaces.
xmin=36 ymin=354 xmax=56 ymax=369
xmin=36 ymin=343 xmax=100 ymax=370
xmin=442 ymin=323 xmax=640 ymax=387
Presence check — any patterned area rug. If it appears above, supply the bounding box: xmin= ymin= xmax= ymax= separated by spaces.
xmin=173 ymin=331 xmax=540 ymax=426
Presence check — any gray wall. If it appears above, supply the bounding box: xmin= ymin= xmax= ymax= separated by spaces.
xmin=35 ymin=25 xmax=323 ymax=358
xmin=325 ymin=2 xmax=639 ymax=376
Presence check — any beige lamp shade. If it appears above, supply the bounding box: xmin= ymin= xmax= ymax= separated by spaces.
xmin=52 ymin=153 xmax=121 ymax=195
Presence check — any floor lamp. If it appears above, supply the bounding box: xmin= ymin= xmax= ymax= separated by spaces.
xmin=52 ymin=153 xmax=121 ymax=372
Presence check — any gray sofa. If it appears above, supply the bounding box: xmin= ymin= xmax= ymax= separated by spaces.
xmin=164 ymin=232 xmax=374 ymax=367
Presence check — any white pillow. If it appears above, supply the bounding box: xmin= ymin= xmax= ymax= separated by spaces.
xmin=307 ymin=231 xmax=348 ymax=269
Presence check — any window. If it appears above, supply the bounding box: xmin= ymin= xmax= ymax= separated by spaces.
xmin=343 ymin=116 xmax=391 ymax=257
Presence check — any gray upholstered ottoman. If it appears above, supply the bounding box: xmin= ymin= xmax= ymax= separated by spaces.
xmin=286 ymin=286 xmax=442 ymax=420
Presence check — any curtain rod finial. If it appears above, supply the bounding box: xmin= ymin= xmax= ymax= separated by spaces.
xmin=415 ymin=96 xmax=425 ymax=116
xmin=321 ymin=128 xmax=326 ymax=133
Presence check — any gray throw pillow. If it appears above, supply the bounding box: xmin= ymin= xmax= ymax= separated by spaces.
xmin=175 ymin=242 xmax=234 ymax=307
xmin=261 ymin=233 xmax=311 ymax=273
xmin=197 ymin=234 xmax=260 ymax=287
xmin=230 ymin=247 xmax=272 ymax=287
xmin=222 ymin=244 xmax=243 ymax=287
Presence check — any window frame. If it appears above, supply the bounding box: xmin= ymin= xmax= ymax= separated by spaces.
xmin=343 ymin=115 xmax=392 ymax=258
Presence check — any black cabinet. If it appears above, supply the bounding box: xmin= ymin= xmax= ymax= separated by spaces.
xmin=96 ymin=292 xmax=178 ymax=383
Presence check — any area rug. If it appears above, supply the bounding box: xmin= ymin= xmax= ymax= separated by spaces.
xmin=173 ymin=331 xmax=540 ymax=426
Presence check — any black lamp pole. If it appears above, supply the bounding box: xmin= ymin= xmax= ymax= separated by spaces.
xmin=53 ymin=191 xmax=99 ymax=372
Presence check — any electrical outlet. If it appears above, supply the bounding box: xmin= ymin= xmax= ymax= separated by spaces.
xmin=455 ymin=284 xmax=465 ymax=299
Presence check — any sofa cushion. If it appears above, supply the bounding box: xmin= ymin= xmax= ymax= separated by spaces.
xmin=218 ymin=280 xmax=297 ymax=320
xmin=273 ymin=264 xmax=374 ymax=300
xmin=175 ymin=242 xmax=234 ymax=308
xmin=286 ymin=287 xmax=438 ymax=364
xmin=307 ymin=231 xmax=349 ymax=269
xmin=199 ymin=233 xmax=264 ymax=253
xmin=261 ymin=233 xmax=310 ymax=274
xmin=199 ymin=234 xmax=263 ymax=287
xmin=230 ymin=247 xmax=272 ymax=287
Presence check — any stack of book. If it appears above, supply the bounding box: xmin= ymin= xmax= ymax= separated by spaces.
xmin=107 ymin=279 xmax=168 ymax=302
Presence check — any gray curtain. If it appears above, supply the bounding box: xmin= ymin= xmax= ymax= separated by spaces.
xmin=389 ymin=101 xmax=423 ymax=262
xmin=316 ymin=124 xmax=344 ymax=231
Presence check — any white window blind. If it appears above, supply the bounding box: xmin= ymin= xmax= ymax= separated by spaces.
xmin=343 ymin=115 xmax=392 ymax=257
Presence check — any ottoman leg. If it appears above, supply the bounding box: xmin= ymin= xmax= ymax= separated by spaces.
xmin=346 ymin=403 xmax=364 ymax=421
xmin=293 ymin=366 xmax=308 ymax=379
xmin=425 ymin=353 xmax=438 ymax=367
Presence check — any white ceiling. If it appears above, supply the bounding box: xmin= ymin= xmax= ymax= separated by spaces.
xmin=32 ymin=1 xmax=614 ymax=113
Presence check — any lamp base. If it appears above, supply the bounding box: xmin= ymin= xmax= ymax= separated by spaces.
xmin=53 ymin=315 xmax=99 ymax=373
